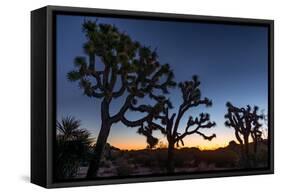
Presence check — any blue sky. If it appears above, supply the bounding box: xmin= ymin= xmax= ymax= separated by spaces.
xmin=56 ymin=14 xmax=268 ymax=149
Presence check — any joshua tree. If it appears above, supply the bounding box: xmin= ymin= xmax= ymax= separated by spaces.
xmin=56 ymin=116 xmax=93 ymax=179
xmin=139 ymin=75 xmax=216 ymax=173
xmin=224 ymin=102 xmax=264 ymax=165
xmin=260 ymin=110 xmax=268 ymax=140
xmin=68 ymin=20 xmax=176 ymax=178
xmin=251 ymin=121 xmax=263 ymax=154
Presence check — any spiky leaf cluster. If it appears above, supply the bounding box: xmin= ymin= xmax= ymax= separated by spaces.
xmin=68 ymin=20 xmax=176 ymax=102
xmin=67 ymin=20 xmax=176 ymax=128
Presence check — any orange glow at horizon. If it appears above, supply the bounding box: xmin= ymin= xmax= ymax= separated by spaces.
xmin=107 ymin=130 xmax=237 ymax=151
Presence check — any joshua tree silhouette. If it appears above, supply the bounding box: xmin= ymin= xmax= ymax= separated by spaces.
xmin=224 ymin=102 xmax=264 ymax=166
xmin=67 ymin=20 xmax=176 ymax=178
xmin=56 ymin=116 xmax=93 ymax=179
xmin=139 ymin=75 xmax=216 ymax=173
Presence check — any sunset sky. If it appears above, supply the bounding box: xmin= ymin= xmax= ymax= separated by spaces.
xmin=56 ymin=14 xmax=268 ymax=150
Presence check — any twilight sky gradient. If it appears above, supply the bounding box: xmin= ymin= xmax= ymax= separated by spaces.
xmin=56 ymin=14 xmax=268 ymax=150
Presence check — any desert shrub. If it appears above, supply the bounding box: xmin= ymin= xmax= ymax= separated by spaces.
xmin=109 ymin=152 xmax=119 ymax=161
xmin=102 ymin=160 xmax=112 ymax=168
xmin=130 ymin=151 xmax=151 ymax=166
xmin=115 ymin=159 xmax=134 ymax=176
xmin=174 ymin=152 xmax=188 ymax=168
xmin=154 ymin=149 xmax=168 ymax=170
xmin=195 ymin=149 xmax=238 ymax=168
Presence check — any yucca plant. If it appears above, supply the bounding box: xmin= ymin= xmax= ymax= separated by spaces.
xmin=56 ymin=116 xmax=94 ymax=180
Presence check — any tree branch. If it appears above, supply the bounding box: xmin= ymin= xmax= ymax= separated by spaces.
xmin=176 ymin=113 xmax=216 ymax=141
xmin=195 ymin=131 xmax=216 ymax=141
xmin=110 ymin=95 xmax=134 ymax=123
xmin=121 ymin=114 xmax=151 ymax=127
xmin=112 ymin=76 xmax=127 ymax=98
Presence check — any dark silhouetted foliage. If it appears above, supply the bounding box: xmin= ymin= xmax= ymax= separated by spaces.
xmin=224 ymin=102 xmax=264 ymax=167
xmin=56 ymin=116 xmax=93 ymax=180
xmin=138 ymin=75 xmax=216 ymax=173
xmin=67 ymin=20 xmax=176 ymax=178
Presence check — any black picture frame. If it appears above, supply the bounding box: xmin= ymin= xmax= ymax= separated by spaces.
xmin=31 ymin=5 xmax=274 ymax=188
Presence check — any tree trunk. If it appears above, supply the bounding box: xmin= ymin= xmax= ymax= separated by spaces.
xmin=243 ymin=136 xmax=250 ymax=168
xmin=253 ymin=140 xmax=258 ymax=154
xmin=86 ymin=121 xmax=111 ymax=178
xmin=167 ymin=141 xmax=175 ymax=174
xmin=244 ymin=137 xmax=249 ymax=159
xmin=87 ymin=99 xmax=111 ymax=178
xmin=239 ymin=142 xmax=245 ymax=161
xmin=253 ymin=140 xmax=258 ymax=167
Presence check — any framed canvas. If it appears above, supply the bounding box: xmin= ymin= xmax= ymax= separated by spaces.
xmin=31 ymin=5 xmax=274 ymax=188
